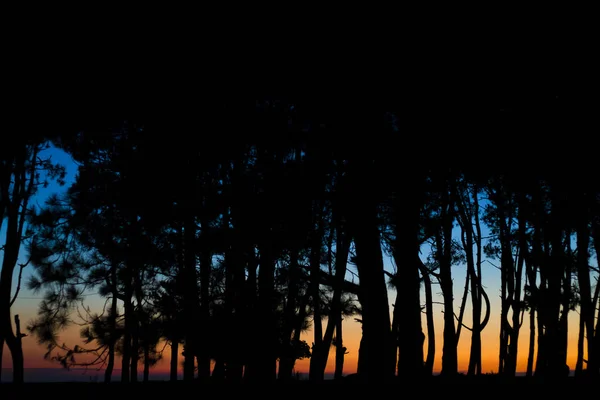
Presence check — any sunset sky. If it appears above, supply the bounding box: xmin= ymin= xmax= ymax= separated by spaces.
xmin=1 ymin=146 xmax=588 ymax=378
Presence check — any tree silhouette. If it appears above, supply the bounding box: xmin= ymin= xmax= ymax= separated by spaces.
xmin=1 ymin=136 xmax=65 ymax=383
xmin=14 ymin=87 xmax=600 ymax=387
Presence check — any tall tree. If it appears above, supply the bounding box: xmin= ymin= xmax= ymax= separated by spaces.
xmin=0 ymin=137 xmax=65 ymax=383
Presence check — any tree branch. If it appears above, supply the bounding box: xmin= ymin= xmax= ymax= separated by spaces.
xmin=10 ymin=257 xmax=31 ymax=307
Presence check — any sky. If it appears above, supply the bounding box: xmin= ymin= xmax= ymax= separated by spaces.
xmin=0 ymin=145 xmax=591 ymax=381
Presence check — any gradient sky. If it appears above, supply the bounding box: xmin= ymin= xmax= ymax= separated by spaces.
xmin=1 ymin=146 xmax=589 ymax=378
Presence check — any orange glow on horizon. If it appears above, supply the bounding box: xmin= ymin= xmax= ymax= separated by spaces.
xmin=4 ymin=304 xmax=584 ymax=378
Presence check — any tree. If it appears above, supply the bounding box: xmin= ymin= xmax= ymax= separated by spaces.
xmin=0 ymin=137 xmax=65 ymax=383
xmin=455 ymin=176 xmax=490 ymax=376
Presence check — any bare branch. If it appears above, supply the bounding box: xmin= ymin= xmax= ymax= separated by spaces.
xmin=10 ymin=257 xmax=31 ymax=307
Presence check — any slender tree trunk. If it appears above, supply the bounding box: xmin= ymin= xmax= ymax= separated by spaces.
xmin=589 ymin=221 xmax=600 ymax=377
xmin=575 ymin=217 xmax=593 ymax=376
xmin=130 ymin=275 xmax=141 ymax=383
xmin=534 ymin=278 xmax=547 ymax=376
xmin=0 ymin=338 xmax=4 ymax=382
xmin=1 ymin=243 xmax=25 ymax=384
xmin=104 ymin=270 xmax=118 ymax=383
xmin=334 ymin=317 xmax=345 ymax=380
xmin=461 ymin=208 xmax=481 ymax=376
xmin=183 ymin=212 xmax=198 ymax=381
xmin=143 ymin=344 xmax=150 ymax=382
xmin=277 ymin=250 xmax=300 ymax=381
xmin=243 ymin=250 xmax=258 ymax=380
xmin=170 ymin=340 xmax=179 ymax=381
xmin=558 ymin=238 xmax=573 ymax=373
xmin=121 ymin=289 xmax=133 ymax=383
xmin=198 ymin=215 xmax=212 ymax=381
xmin=576 ymin=311 xmax=585 ymax=376
xmin=438 ymin=185 xmax=458 ymax=377
xmin=546 ymin=194 xmax=566 ymax=378
xmin=497 ymin=207 xmax=512 ymax=376
xmin=308 ymin=202 xmax=326 ymax=381
xmin=473 ymin=189 xmax=484 ymax=376
xmin=225 ymin=240 xmax=247 ymax=383
xmin=225 ymin=159 xmax=247 ymax=383
xmin=525 ymin=262 xmax=537 ymax=378
xmin=456 ymin=265 xmax=470 ymax=344
xmin=290 ymin=292 xmax=310 ymax=377
xmin=418 ymin=260 xmax=435 ymax=376
xmin=310 ymin=208 xmax=349 ymax=381
xmin=0 ymin=148 xmax=35 ymax=384
xmin=506 ymin=197 xmax=527 ymax=377
xmin=532 ymin=185 xmax=547 ymax=376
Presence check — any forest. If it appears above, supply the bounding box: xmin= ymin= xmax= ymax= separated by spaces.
xmin=1 ymin=90 xmax=599 ymax=387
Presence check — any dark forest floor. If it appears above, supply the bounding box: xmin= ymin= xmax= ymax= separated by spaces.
xmin=1 ymin=376 xmax=597 ymax=399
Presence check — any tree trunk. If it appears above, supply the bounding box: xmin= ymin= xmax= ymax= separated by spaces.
xmin=278 ymin=250 xmax=300 ymax=381
xmin=308 ymin=202 xmax=326 ymax=381
xmin=575 ymin=216 xmax=593 ymax=376
xmin=506 ymin=196 xmax=527 ymax=377
xmin=170 ymin=340 xmax=179 ymax=381
xmin=0 ymin=148 xmax=35 ymax=384
xmin=121 ymin=290 xmax=133 ymax=383
xmin=532 ymin=185 xmax=547 ymax=377
xmin=394 ymin=183 xmax=425 ymax=379
xmin=462 ymin=209 xmax=481 ymax=376
xmin=497 ymin=205 xmax=512 ymax=376
xmin=545 ymin=194 xmax=567 ymax=378
xmin=437 ymin=186 xmax=458 ymax=377
xmin=418 ymin=260 xmax=435 ymax=376
xmin=104 ymin=270 xmax=118 ymax=383
xmin=558 ymin=238 xmax=572 ymax=373
xmin=246 ymin=243 xmax=276 ymax=382
xmin=525 ymin=261 xmax=537 ymax=378
xmin=349 ymin=195 xmax=395 ymax=382
xmin=243 ymin=251 xmax=258 ymax=381
xmin=183 ymin=212 xmax=198 ymax=381
xmin=0 ymin=249 xmax=25 ymax=384
xmin=334 ymin=317 xmax=345 ymax=380
xmin=130 ymin=290 xmax=140 ymax=382
xmin=143 ymin=343 xmax=150 ymax=382
xmin=589 ymin=221 xmax=600 ymax=376
xmin=224 ymin=241 xmax=248 ymax=383
xmin=0 ymin=337 xmax=4 ymax=382
xmin=310 ymin=208 xmax=349 ymax=381
xmin=198 ymin=224 xmax=212 ymax=381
